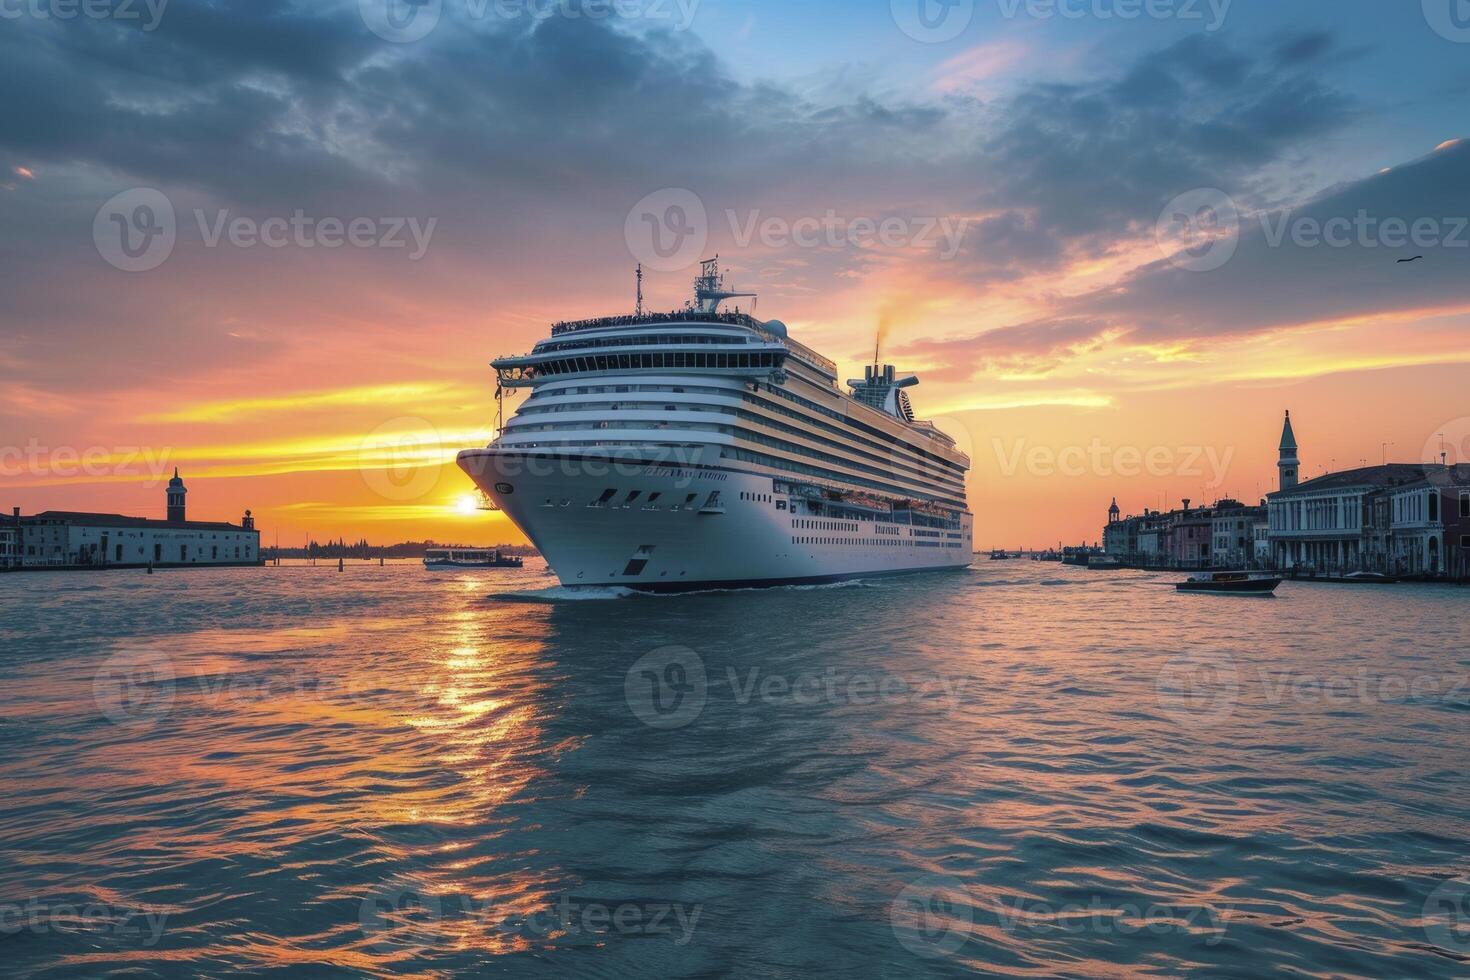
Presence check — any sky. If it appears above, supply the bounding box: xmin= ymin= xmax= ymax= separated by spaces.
xmin=2 ymin=0 xmax=1468 ymax=548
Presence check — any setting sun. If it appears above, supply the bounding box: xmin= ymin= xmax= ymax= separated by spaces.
xmin=454 ymin=494 xmax=479 ymax=516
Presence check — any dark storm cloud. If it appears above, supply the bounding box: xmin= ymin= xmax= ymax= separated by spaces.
xmin=0 ymin=8 xmax=1431 ymax=397
xmin=976 ymin=34 xmax=1357 ymax=243
xmin=1086 ymin=139 xmax=1470 ymax=342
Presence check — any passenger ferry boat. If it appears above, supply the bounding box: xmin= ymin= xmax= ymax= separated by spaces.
xmin=457 ymin=259 xmax=973 ymax=591
xmin=423 ymin=548 xmax=524 ymax=569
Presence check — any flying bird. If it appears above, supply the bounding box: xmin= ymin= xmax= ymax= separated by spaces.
xmin=1397 ymin=255 xmax=1424 ymax=263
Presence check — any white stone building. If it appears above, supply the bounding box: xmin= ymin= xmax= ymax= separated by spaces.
xmin=1389 ymin=480 xmax=1446 ymax=575
xmin=14 ymin=471 xmax=260 ymax=569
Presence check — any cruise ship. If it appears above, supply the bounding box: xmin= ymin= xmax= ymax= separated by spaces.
xmin=457 ymin=259 xmax=973 ymax=591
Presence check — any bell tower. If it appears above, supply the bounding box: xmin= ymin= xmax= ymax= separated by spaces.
xmin=1278 ymin=411 xmax=1300 ymax=491
xmin=166 ymin=469 xmax=187 ymax=522
xmin=1108 ymin=498 xmax=1121 ymax=524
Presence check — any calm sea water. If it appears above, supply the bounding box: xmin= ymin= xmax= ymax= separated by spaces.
xmin=2 ymin=561 xmax=1468 ymax=978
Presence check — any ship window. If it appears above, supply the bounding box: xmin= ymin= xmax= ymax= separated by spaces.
xmin=625 ymin=491 xmax=641 ymax=504
xmin=648 ymin=493 xmax=661 ymax=503
xmin=1462 ymin=493 xmax=1469 ymax=518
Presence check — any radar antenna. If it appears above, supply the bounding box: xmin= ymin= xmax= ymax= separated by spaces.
xmin=693 ymin=256 xmax=757 ymax=314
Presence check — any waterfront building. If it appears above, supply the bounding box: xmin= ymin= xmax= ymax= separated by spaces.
xmin=1386 ymin=467 xmax=1470 ymax=576
xmin=1136 ymin=514 xmax=1163 ymax=563
xmin=1265 ymin=408 xmax=1469 ymax=575
xmin=1104 ymin=410 xmax=1467 ymax=578
xmin=1267 ymin=465 xmax=1432 ymax=572
xmin=1209 ymin=499 xmax=1266 ymax=569
xmin=11 ymin=471 xmax=261 ymax=569
xmin=0 ymin=521 xmax=16 ymax=570
xmin=1446 ymin=476 xmax=1470 ymax=578
xmin=1252 ymin=515 xmax=1271 ymax=566
xmin=1170 ymin=501 xmax=1213 ymax=568
xmin=1102 ymin=499 xmax=1131 ymax=557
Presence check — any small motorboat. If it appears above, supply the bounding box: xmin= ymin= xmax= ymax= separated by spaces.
xmin=1176 ymin=571 xmax=1282 ymax=595
xmin=1087 ymin=554 xmax=1122 ymax=570
xmin=989 ymin=549 xmax=1013 ymax=561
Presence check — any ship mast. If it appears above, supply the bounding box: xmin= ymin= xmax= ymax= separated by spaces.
xmin=693 ymin=256 xmax=757 ymax=314
xmin=635 ymin=263 xmax=644 ymax=317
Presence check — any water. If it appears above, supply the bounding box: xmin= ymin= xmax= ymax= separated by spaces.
xmin=2 ymin=561 xmax=1468 ymax=978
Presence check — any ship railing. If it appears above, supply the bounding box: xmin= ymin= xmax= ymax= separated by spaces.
xmin=545 ymin=311 xmax=839 ymax=378
xmin=551 ymin=310 xmax=763 ymax=336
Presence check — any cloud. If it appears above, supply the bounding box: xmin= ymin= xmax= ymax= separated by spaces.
xmin=898 ymin=317 xmax=1122 ymax=381
xmin=1089 ymin=139 xmax=1470 ymax=344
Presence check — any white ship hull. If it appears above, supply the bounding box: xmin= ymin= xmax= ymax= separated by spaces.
xmin=459 ymin=449 xmax=973 ymax=592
